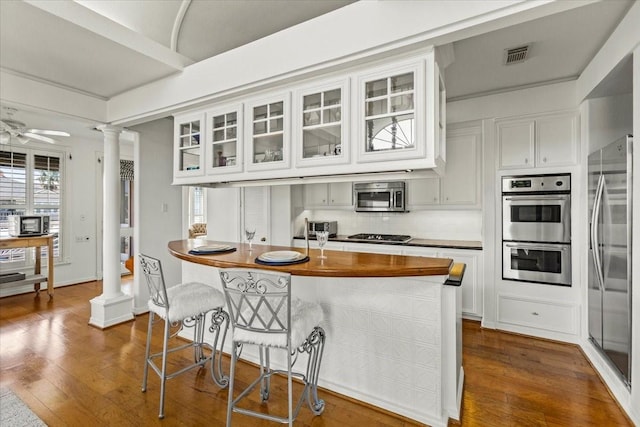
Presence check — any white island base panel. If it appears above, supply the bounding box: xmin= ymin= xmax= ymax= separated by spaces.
xmin=182 ymin=263 xmax=463 ymax=427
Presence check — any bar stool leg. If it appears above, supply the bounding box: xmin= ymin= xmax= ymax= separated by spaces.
xmin=209 ymin=308 xmax=230 ymax=388
xmin=287 ymin=348 xmax=293 ymax=427
xmin=158 ymin=317 xmax=171 ymax=419
xmin=141 ymin=312 xmax=154 ymax=393
xmin=226 ymin=343 xmax=239 ymax=427
xmin=306 ymin=327 xmax=326 ymax=414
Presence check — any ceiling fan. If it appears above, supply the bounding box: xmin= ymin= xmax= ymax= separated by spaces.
xmin=0 ymin=107 xmax=70 ymax=145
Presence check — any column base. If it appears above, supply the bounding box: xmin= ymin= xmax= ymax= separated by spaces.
xmin=89 ymin=293 xmax=134 ymax=329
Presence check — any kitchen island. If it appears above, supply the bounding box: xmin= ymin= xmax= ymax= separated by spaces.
xmin=169 ymin=239 xmax=464 ymax=427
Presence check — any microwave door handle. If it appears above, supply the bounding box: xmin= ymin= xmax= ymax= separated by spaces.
xmin=592 ymin=175 xmax=605 ymax=291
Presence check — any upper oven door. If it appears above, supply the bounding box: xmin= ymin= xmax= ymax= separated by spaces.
xmin=502 ymin=194 xmax=571 ymax=243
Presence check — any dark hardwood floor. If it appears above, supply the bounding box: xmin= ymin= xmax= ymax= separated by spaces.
xmin=0 ymin=279 xmax=632 ymax=426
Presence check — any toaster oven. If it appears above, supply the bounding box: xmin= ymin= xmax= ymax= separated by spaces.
xmin=307 ymin=221 xmax=337 ymax=237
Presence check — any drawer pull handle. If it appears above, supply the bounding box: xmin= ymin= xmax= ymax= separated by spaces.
xmin=532 ymin=312 xmax=539 ymax=316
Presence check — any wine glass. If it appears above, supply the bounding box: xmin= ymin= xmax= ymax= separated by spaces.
xmin=245 ymin=227 xmax=256 ymax=251
xmin=316 ymin=230 xmax=329 ymax=259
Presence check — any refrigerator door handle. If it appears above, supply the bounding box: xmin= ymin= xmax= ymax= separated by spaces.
xmin=592 ymin=174 xmax=605 ymax=291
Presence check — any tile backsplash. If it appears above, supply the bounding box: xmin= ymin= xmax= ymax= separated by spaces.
xmin=295 ymin=209 xmax=482 ymax=241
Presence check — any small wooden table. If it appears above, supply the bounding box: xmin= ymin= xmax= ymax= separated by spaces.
xmin=0 ymin=235 xmax=55 ymax=297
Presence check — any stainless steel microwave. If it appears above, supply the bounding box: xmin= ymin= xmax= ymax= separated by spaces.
xmin=8 ymin=215 xmax=50 ymax=237
xmin=354 ymin=181 xmax=407 ymax=212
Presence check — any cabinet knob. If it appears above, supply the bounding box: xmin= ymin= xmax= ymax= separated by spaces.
xmin=543 ymin=157 xmax=547 ymax=163
xmin=322 ymin=199 xmax=326 ymax=203
xmin=524 ymin=158 xmax=529 ymax=164
xmin=260 ymin=237 xmax=266 ymax=242
xmin=531 ymin=312 xmax=539 ymax=316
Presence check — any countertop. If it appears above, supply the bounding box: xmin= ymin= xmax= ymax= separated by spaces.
xmin=168 ymin=239 xmax=453 ymax=278
xmin=293 ymin=235 xmax=483 ymax=250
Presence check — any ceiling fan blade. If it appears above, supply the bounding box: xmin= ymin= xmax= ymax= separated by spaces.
xmin=23 ymin=132 xmax=57 ymax=144
xmin=26 ymin=128 xmax=70 ymax=137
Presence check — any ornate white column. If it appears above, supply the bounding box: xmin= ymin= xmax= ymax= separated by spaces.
xmin=89 ymin=125 xmax=134 ymax=328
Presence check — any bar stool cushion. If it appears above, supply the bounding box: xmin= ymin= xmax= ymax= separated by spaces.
xmin=234 ymin=297 xmax=323 ymax=348
xmin=148 ymin=282 xmax=225 ymax=323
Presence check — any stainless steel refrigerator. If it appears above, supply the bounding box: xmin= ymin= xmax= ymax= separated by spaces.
xmin=588 ymin=134 xmax=633 ymax=388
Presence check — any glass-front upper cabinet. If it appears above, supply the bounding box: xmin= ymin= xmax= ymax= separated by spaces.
xmin=295 ymin=79 xmax=349 ymax=167
xmin=246 ymin=92 xmax=290 ymax=171
xmin=205 ymin=104 xmax=243 ymax=175
xmin=174 ymin=111 xmax=204 ymax=178
xmin=356 ymin=59 xmax=427 ymax=163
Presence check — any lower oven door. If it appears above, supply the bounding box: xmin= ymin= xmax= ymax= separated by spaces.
xmin=503 ymin=242 xmax=572 ymax=286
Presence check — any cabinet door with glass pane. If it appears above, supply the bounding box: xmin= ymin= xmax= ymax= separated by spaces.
xmin=356 ymin=59 xmax=426 ymax=163
xmin=295 ymin=79 xmax=349 ymax=167
xmin=245 ymin=92 xmax=290 ymax=171
xmin=174 ymin=111 xmax=204 ymax=178
xmin=205 ymin=104 xmax=243 ymax=175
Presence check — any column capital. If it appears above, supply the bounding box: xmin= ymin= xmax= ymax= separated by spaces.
xmin=96 ymin=124 xmax=124 ymax=135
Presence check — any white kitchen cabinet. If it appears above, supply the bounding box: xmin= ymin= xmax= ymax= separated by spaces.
xmin=343 ymin=242 xmax=403 ymax=255
xmin=205 ymin=103 xmax=243 ymax=175
xmin=303 ymin=182 xmax=353 ymax=209
xmin=356 ymin=56 xmax=429 ymax=164
xmin=173 ymin=48 xmax=447 ymax=185
xmin=497 ymin=111 xmax=579 ymax=170
xmin=408 ymin=123 xmax=482 ymax=209
xmin=245 ymin=92 xmax=291 ymax=172
xmin=440 ymin=249 xmax=483 ymax=320
xmin=497 ymin=294 xmax=578 ymax=335
xmin=407 ymin=178 xmax=440 ymax=206
xmin=173 ymin=111 xmax=205 ymax=178
xmin=441 ymin=128 xmax=480 ymax=205
xmin=535 ymin=113 xmax=579 ymax=167
xmin=295 ymin=78 xmax=350 ymax=168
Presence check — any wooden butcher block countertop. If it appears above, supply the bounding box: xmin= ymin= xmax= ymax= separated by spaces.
xmin=168 ymin=239 xmax=453 ymax=278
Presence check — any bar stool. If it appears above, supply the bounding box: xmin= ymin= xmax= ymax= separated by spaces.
xmin=219 ymin=268 xmax=326 ymax=426
xmin=139 ymin=253 xmax=229 ymax=419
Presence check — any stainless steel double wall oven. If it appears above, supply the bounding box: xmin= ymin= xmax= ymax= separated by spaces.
xmin=502 ymin=174 xmax=572 ymax=286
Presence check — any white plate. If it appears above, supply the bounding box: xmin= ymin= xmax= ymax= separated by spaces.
xmin=258 ymin=250 xmax=304 ymax=262
xmin=192 ymin=244 xmax=233 ymax=252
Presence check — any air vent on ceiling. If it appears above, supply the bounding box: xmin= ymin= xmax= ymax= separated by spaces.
xmin=503 ymin=45 xmax=530 ymax=65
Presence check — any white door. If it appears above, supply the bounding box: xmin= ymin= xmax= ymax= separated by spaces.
xmin=242 ymin=186 xmax=271 ymax=246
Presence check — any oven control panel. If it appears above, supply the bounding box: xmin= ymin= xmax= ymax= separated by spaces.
xmin=502 ymin=174 xmax=570 ymax=193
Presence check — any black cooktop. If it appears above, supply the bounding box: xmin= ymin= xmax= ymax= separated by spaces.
xmin=347 ymin=233 xmax=412 ymax=243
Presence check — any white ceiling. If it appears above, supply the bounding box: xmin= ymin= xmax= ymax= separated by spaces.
xmin=0 ymin=0 xmax=634 ymax=141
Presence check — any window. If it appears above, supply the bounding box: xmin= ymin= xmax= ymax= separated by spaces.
xmin=0 ymin=147 xmax=64 ymax=265
xmin=188 ymin=186 xmax=206 ymax=225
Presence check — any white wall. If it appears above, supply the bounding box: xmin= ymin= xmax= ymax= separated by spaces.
xmin=130 ymin=118 xmax=182 ymax=313
xmin=295 ymin=208 xmax=482 ymax=242
xmin=1 ymin=135 xmax=107 ymax=297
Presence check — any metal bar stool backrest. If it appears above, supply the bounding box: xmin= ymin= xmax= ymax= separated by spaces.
xmin=139 ymin=254 xmax=169 ymax=310
xmin=220 ymin=269 xmax=291 ymax=342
